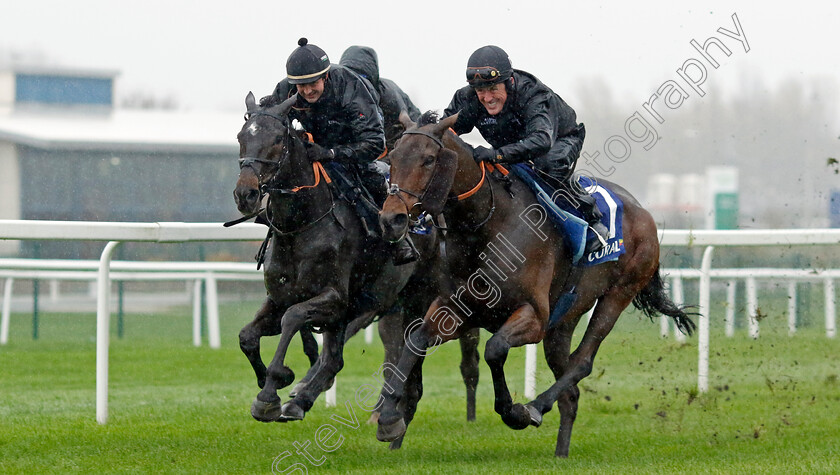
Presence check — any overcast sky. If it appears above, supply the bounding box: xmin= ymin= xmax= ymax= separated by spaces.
xmin=3 ymin=1 xmax=840 ymax=116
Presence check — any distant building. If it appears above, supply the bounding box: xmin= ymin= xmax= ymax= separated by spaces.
xmin=831 ymin=189 xmax=840 ymax=228
xmin=646 ymin=172 xmax=706 ymax=229
xmin=0 ymin=66 xmax=243 ymax=258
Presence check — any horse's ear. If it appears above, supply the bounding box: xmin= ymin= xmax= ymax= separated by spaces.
xmin=276 ymin=93 xmax=298 ymax=116
xmin=398 ymin=110 xmax=416 ymax=130
xmin=245 ymin=92 xmax=258 ymax=113
xmin=434 ymin=112 xmax=459 ymax=135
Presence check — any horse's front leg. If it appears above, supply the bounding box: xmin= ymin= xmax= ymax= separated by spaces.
xmin=288 ymin=328 xmax=331 ymax=398
xmin=239 ymin=297 xmax=284 ymax=389
xmin=375 ymin=320 xmax=429 ymax=443
xmin=250 ymin=287 xmax=343 ymax=422
xmin=388 ymin=348 xmax=426 ymax=450
xmin=484 ymin=304 xmax=545 ymax=430
xmin=288 ymin=350 xmax=322 ymax=398
xmin=377 ymin=298 xmax=452 ymax=443
xmin=364 ymin=305 xmax=404 ymax=424
xmin=281 ymin=326 xmax=347 ymax=420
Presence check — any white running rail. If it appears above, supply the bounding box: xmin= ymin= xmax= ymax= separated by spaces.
xmin=2 ymin=221 xmax=840 ymax=421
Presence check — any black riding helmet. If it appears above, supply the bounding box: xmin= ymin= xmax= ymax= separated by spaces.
xmin=466 ymin=45 xmax=512 ymax=87
xmin=286 ymin=37 xmax=330 ymax=84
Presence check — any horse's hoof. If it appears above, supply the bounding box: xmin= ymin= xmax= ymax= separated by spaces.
xmin=278 ymin=402 xmax=305 ymax=421
xmin=251 ymin=396 xmax=283 ymax=422
xmin=389 ymin=435 xmax=404 ymax=450
xmin=288 ymin=381 xmax=306 ymax=398
xmin=526 ymin=404 xmax=542 ymax=428
xmin=288 ymin=378 xmax=333 ymax=398
xmin=376 ymin=418 xmax=407 ymax=442
xmin=502 ymin=404 xmax=533 ymax=430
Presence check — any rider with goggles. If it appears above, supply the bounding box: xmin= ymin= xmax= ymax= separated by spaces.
xmin=443 ymin=45 xmax=608 ymax=253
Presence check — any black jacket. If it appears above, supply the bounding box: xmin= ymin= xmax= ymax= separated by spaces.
xmin=443 ymin=70 xmax=584 ymax=166
xmin=267 ymin=64 xmax=385 ymax=165
xmin=340 ymin=46 xmax=422 ymax=151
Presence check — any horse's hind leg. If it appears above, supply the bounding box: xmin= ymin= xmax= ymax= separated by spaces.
xmin=555 ymin=383 xmax=581 ymax=458
xmin=541 ymin=323 xmax=581 ymax=458
xmin=528 ymin=294 xmax=631 ymax=455
xmin=459 ymin=327 xmax=480 ymax=421
xmin=239 ymin=297 xmax=283 ymax=389
xmin=300 ymin=328 xmax=319 ymax=367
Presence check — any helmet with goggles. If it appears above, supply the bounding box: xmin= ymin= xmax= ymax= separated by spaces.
xmin=466 ymin=45 xmax=512 ymax=87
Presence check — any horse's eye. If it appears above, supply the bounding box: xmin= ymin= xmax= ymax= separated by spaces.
xmin=422 ymin=155 xmax=435 ymax=167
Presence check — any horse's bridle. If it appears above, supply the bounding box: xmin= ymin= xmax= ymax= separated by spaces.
xmin=387 ymin=129 xmax=443 ymax=200
xmin=387 ymin=129 xmax=496 ymax=232
xmin=233 ymin=111 xmax=340 ymax=238
xmin=238 ymin=111 xmax=294 ymax=187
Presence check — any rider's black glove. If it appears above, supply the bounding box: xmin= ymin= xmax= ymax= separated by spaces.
xmin=306 ymin=142 xmax=335 ymax=163
xmin=473 ymin=146 xmax=501 ymax=164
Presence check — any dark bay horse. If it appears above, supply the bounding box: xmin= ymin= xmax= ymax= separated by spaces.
xmin=233 ymin=93 xmax=479 ymax=428
xmin=376 ymin=111 xmax=695 ymax=457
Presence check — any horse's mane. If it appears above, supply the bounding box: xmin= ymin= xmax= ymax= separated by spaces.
xmin=416 ymin=110 xmax=472 ymax=154
xmin=417 ymin=110 xmax=439 ymax=127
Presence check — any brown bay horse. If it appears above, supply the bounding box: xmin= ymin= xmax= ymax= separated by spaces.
xmin=377 ymin=111 xmax=695 ymax=457
xmin=233 ymin=93 xmax=479 ymax=428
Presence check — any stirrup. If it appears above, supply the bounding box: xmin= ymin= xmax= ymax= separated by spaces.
xmin=584 ymin=223 xmax=609 ymax=254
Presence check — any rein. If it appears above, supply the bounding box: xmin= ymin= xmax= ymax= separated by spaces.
xmin=260 ymin=161 xmax=341 ymax=237
xmin=263 ymin=182 xmax=340 ymax=237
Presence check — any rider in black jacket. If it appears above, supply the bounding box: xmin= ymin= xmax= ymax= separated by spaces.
xmin=443 ymin=45 xmax=608 ymax=252
xmin=264 ymin=38 xmax=417 ymax=264
xmin=339 ymin=45 xmax=422 ymax=151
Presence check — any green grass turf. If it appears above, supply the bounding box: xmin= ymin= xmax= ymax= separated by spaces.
xmin=0 ymin=295 xmax=838 ymax=474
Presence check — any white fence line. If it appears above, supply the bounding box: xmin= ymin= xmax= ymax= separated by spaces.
xmin=658 ymin=234 xmax=839 ymax=394
xmin=522 ymin=229 xmax=840 ymax=399
xmin=2 ymin=220 xmax=840 ymax=423
xmin=659 ymin=268 xmax=840 ymax=339
xmin=0 ymin=260 xmax=264 ymax=347
xmin=0 ymin=220 xmax=267 ymax=424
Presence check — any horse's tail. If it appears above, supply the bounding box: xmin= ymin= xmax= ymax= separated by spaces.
xmin=632 ymin=265 xmax=698 ymax=336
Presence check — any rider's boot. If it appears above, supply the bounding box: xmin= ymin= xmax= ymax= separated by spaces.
xmin=392 ymin=235 xmax=419 ymax=266
xmin=577 ymin=192 xmax=609 ymax=254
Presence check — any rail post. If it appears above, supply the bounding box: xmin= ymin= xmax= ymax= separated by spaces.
xmin=96 ymin=241 xmax=121 ymax=425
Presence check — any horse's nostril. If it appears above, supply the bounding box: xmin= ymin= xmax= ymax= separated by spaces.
xmin=391 ymin=213 xmax=408 ymax=229
xmin=380 ymin=212 xmax=409 ymax=241
xmin=247 ymin=189 xmax=260 ymax=202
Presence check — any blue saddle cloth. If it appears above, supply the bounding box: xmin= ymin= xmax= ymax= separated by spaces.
xmin=511 ymin=164 xmax=625 ymax=267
